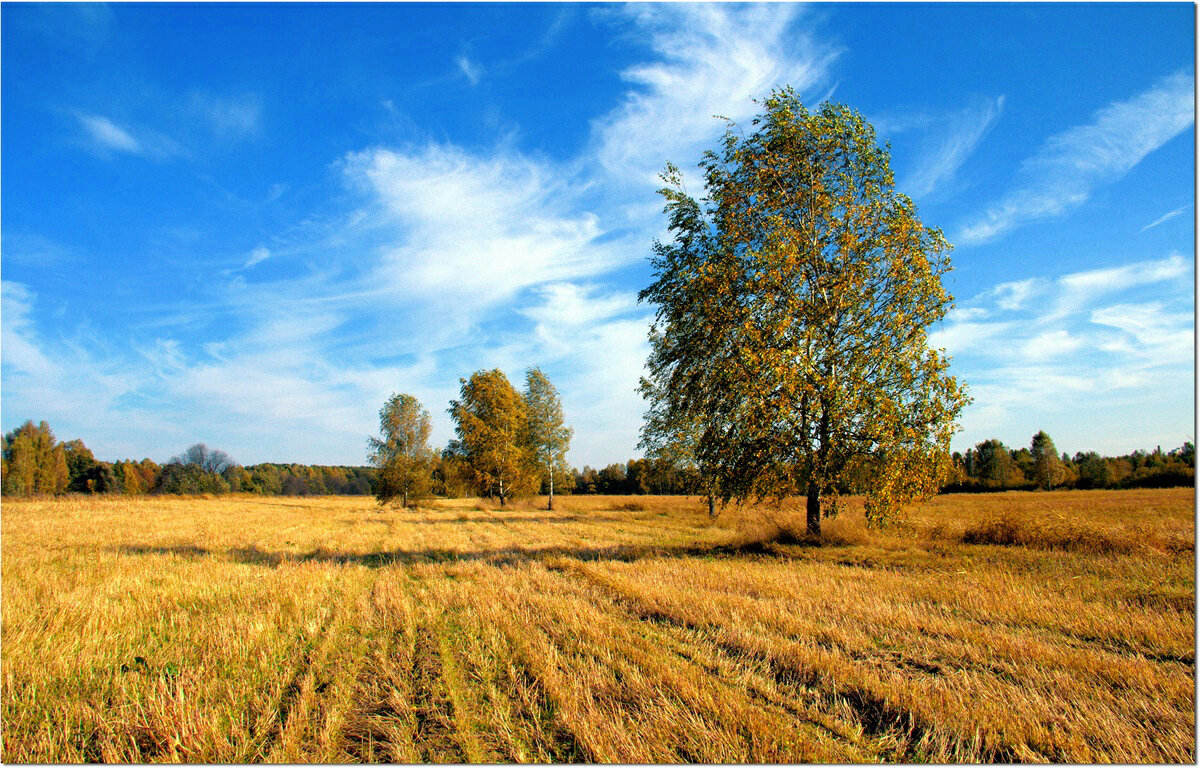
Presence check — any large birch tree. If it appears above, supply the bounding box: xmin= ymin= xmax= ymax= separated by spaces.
xmin=639 ymin=89 xmax=969 ymax=536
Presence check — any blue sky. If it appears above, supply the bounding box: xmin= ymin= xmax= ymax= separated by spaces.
xmin=2 ymin=3 xmax=1194 ymax=467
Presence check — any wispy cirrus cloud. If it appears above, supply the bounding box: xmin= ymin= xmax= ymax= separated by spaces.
xmin=1140 ymin=204 xmax=1190 ymax=232
xmin=75 ymin=111 xmax=184 ymax=159
xmin=958 ymin=70 xmax=1194 ymax=245
xmin=77 ymin=113 xmax=142 ymax=154
xmin=592 ymin=3 xmax=839 ymax=188
xmin=189 ymin=92 xmax=262 ymax=139
xmin=884 ymin=96 xmax=1006 ymax=199
xmin=455 ymin=55 xmax=484 ymax=85
xmin=344 ymin=143 xmax=612 ymax=313
xmin=243 ymin=246 xmax=271 ymax=269
xmin=1 ymin=281 xmax=148 ymax=454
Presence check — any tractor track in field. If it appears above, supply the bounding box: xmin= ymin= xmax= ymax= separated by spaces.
xmin=550 ymin=560 xmax=1026 ymax=763
xmin=251 ymin=605 xmax=339 ymax=761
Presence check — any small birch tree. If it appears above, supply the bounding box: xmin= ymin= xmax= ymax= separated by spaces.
xmin=523 ymin=367 xmax=573 ymax=511
xmin=368 ymin=393 xmax=434 ymax=507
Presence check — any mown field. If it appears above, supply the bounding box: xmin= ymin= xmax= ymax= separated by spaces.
xmin=2 ymin=489 xmax=1194 ymax=763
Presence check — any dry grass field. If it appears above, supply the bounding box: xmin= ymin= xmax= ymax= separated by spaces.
xmin=2 ymin=489 xmax=1194 ymax=763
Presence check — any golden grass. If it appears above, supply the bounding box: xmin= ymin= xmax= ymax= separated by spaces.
xmin=2 ymin=489 xmax=1194 ymax=762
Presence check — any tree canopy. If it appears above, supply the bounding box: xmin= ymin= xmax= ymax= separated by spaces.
xmin=1 ymin=420 xmax=69 ymax=496
xmin=449 ymin=369 xmax=536 ymax=506
xmin=368 ymin=393 xmax=435 ymax=507
xmin=1030 ymin=430 xmax=1065 ymax=490
xmin=640 ymin=88 xmax=969 ymax=534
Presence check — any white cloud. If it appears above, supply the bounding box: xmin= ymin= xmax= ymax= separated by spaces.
xmin=991 ymin=277 xmax=1046 ymax=311
xmin=455 ymin=55 xmax=483 ymax=85
xmin=344 ymin=143 xmax=615 ymax=309
xmin=1053 ymin=253 xmax=1188 ymax=318
xmin=895 ymin=96 xmax=1006 ymax=199
xmin=522 ymin=282 xmax=637 ymax=331
xmin=1 ymin=282 xmax=142 ymax=451
xmin=190 ymin=92 xmax=262 ymax=138
xmin=1089 ymin=303 xmax=1194 ymax=365
xmin=2 ymin=281 xmax=58 ymax=381
xmin=1019 ymin=329 xmax=1083 ymax=361
xmin=592 ymin=4 xmax=838 ymax=188
xmin=75 ymin=111 xmax=184 ymax=159
xmin=946 ymin=254 xmax=1193 ymax=454
xmin=959 ymin=70 xmax=1194 ymax=244
xmin=1140 ymin=205 xmax=1189 ymax=232
xmin=928 ymin=318 xmax=1015 ymax=356
xmin=243 ymin=246 xmax=271 ymax=269
xmin=77 ymin=113 xmax=141 ymax=154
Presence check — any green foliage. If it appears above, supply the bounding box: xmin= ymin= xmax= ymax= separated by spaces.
xmin=368 ymin=393 xmax=435 ymax=507
xmin=1031 ymin=431 xmax=1065 ymax=490
xmin=948 ymin=438 xmax=1194 ymax=493
xmin=639 ymin=88 xmax=968 ymax=533
xmin=1 ymin=420 xmax=69 ymax=496
xmin=155 ymin=443 xmax=237 ymax=495
xmin=970 ymin=439 xmax=1027 ymax=489
xmin=155 ymin=463 xmax=232 ymax=495
xmin=450 ymin=369 xmax=537 ymax=505
xmin=62 ymin=439 xmax=98 ymax=492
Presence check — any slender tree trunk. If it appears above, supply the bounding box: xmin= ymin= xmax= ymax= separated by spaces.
xmin=403 ymin=490 xmax=408 ymax=508
xmin=708 ymin=493 xmax=716 ymax=518
xmin=806 ymin=483 xmax=821 ymax=537
xmin=548 ymin=467 xmax=554 ymax=511
xmin=499 ymin=478 xmax=505 ymax=508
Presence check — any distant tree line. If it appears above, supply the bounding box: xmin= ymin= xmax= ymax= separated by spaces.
xmin=2 ymin=418 xmax=1192 ymax=499
xmin=0 ymin=420 xmax=377 ymax=498
xmin=943 ymin=431 xmax=1195 ymax=492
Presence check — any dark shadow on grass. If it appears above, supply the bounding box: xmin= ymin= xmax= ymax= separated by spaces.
xmin=113 ymin=531 xmax=822 ymax=569
xmin=362 ymin=514 xmax=594 ymax=525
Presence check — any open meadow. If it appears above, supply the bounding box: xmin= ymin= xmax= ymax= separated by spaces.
xmin=2 ymin=489 xmax=1194 ymax=763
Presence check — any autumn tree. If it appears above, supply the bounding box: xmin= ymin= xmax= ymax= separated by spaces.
xmin=640 ymin=89 xmax=969 ymax=535
xmin=1030 ymin=430 xmax=1065 ymax=490
xmin=449 ymin=369 xmax=535 ymax=507
xmin=523 ymin=367 xmax=573 ymax=510
xmin=368 ymin=392 xmax=435 ymax=507
xmin=1 ymin=420 xmax=69 ymax=496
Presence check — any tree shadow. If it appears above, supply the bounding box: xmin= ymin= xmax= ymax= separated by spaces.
xmin=367 ymin=514 xmax=594 ymax=525
xmin=113 ymin=534 xmax=801 ymax=569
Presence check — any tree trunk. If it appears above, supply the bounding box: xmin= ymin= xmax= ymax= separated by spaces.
xmin=499 ymin=479 xmax=505 ymax=508
xmin=548 ymin=467 xmax=554 ymax=511
xmin=708 ymin=493 xmax=716 ymax=518
xmin=403 ymin=490 xmax=408 ymax=508
xmin=806 ymin=483 xmax=821 ymax=537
